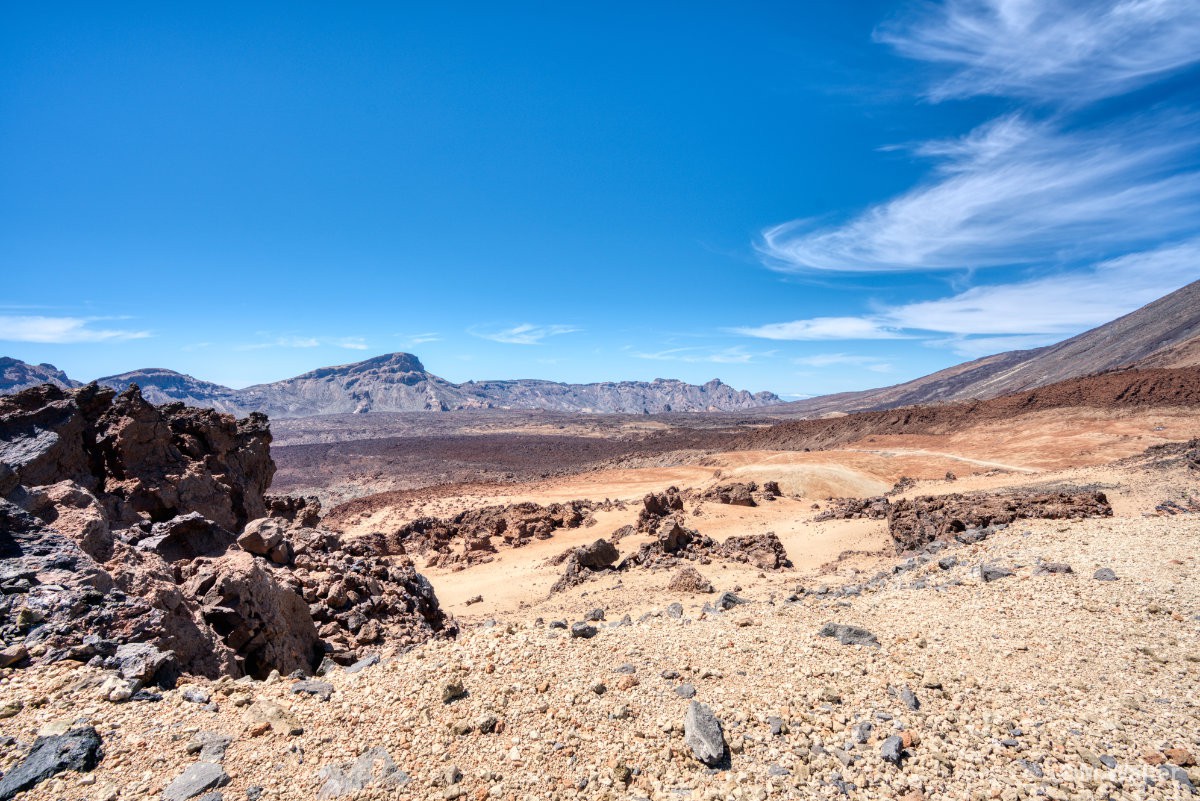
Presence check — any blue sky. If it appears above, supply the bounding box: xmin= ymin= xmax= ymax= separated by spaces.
xmin=2 ymin=1 xmax=1198 ymax=396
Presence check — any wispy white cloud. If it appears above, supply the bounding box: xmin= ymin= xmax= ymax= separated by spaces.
xmin=0 ymin=315 xmax=151 ymax=344
xmin=877 ymin=0 xmax=1200 ymax=103
xmin=738 ymin=241 xmax=1200 ymax=351
xmin=760 ymin=113 xmax=1200 ymax=273
xmin=729 ymin=316 xmax=907 ymax=340
xmin=630 ymin=345 xmax=769 ymax=364
xmin=397 ymin=332 xmax=441 ymax=348
xmin=928 ymin=334 xmax=1064 ymax=358
xmin=234 ymin=335 xmax=367 ymax=351
xmin=469 ymin=323 xmax=580 ymax=345
xmin=885 ymin=242 xmax=1200 ymax=335
xmin=792 ymin=353 xmax=894 ymax=373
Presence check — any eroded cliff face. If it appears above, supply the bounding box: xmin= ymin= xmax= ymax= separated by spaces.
xmin=0 ymin=383 xmax=453 ymax=682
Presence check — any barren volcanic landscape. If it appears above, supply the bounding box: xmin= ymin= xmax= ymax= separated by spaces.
xmin=4 ymin=287 xmax=1200 ymax=801
xmin=8 ymin=3 xmax=1200 ymax=798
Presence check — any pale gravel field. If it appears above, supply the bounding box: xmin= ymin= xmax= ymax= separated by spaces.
xmin=2 ymin=462 xmax=1199 ymax=801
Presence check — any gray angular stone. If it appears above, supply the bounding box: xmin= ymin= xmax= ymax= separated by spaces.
xmin=0 ymin=727 xmax=103 ymax=801
xmin=880 ymin=735 xmax=904 ymax=766
xmin=569 ymin=622 xmax=598 ymax=639
xmin=683 ymin=701 xmax=726 ymax=766
xmin=441 ymin=680 xmax=466 ymax=703
xmin=292 ymin=680 xmax=335 ymax=702
xmin=115 ymin=642 xmax=175 ymax=685
xmin=1160 ymin=764 xmax=1196 ymax=794
xmin=163 ymin=761 xmax=229 ymax=801
xmin=714 ymin=591 xmax=748 ymax=610
xmin=675 ymin=683 xmax=697 ymax=699
xmin=344 ymin=653 xmax=380 ymax=674
xmin=818 ymin=623 xmax=879 ymax=647
xmin=981 ymin=564 xmax=1014 ymax=583
xmin=1094 ymin=568 xmax=1119 ymax=581
xmin=181 ymin=687 xmax=211 ymax=704
xmin=316 ymin=747 xmax=410 ymax=799
xmin=185 ymin=731 xmax=232 ymax=763
xmin=890 ymin=684 xmax=920 ymax=710
xmin=665 ymin=603 xmax=683 ymax=619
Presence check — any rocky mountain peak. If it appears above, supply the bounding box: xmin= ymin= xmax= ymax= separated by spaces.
xmin=0 ymin=357 xmax=81 ymax=393
xmin=295 ymin=352 xmax=426 ymax=381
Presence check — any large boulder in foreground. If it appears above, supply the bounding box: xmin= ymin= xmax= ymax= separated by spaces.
xmin=1 ymin=382 xmax=455 ymax=679
xmin=0 ymin=382 xmax=274 ymax=531
xmin=185 ymin=551 xmax=318 ymax=678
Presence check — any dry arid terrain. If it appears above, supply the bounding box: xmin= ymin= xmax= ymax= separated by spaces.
xmin=2 ymin=371 xmax=1199 ymax=801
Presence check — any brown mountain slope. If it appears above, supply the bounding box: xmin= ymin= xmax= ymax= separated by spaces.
xmin=776 ymin=279 xmax=1200 ymax=417
xmin=742 ymin=366 xmax=1200 ymax=452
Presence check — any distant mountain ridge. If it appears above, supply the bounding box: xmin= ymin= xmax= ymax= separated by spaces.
xmin=0 ymin=357 xmax=82 ymax=393
xmin=773 ymin=279 xmax=1200 ymax=417
xmin=0 ymin=352 xmax=782 ymax=416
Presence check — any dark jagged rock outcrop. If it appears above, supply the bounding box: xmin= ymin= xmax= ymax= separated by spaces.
xmin=1 ymin=383 xmax=454 ymax=680
xmin=388 ymin=500 xmax=605 ymax=568
xmin=887 ymin=491 xmax=1113 ymax=552
xmin=620 ymin=520 xmax=791 ymax=572
xmin=0 ymin=382 xmax=273 ymax=531
xmin=815 ymin=497 xmax=892 ymax=521
xmin=548 ymin=538 xmax=621 ymax=595
xmin=636 ymin=488 xmax=685 ymax=532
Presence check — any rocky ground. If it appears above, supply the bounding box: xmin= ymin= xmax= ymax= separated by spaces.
xmin=2 ymin=385 xmax=1199 ymax=800
xmin=2 ymin=489 xmax=1198 ymax=801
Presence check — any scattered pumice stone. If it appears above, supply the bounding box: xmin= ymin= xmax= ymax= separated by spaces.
xmin=1094 ymin=567 xmax=1120 ymax=581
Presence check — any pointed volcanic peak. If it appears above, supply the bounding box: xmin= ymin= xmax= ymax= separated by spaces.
xmin=97 ymin=368 xmax=244 ymax=415
xmin=0 ymin=357 xmax=82 ymax=393
xmin=778 ymin=279 xmax=1200 ymax=417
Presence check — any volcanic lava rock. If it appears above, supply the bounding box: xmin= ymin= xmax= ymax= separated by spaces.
xmin=887 ymin=491 xmax=1113 ymax=552
xmin=0 ymin=726 xmax=103 ymax=800
xmin=185 ymin=551 xmax=318 ymax=678
xmin=1 ymin=383 xmax=454 ymax=679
